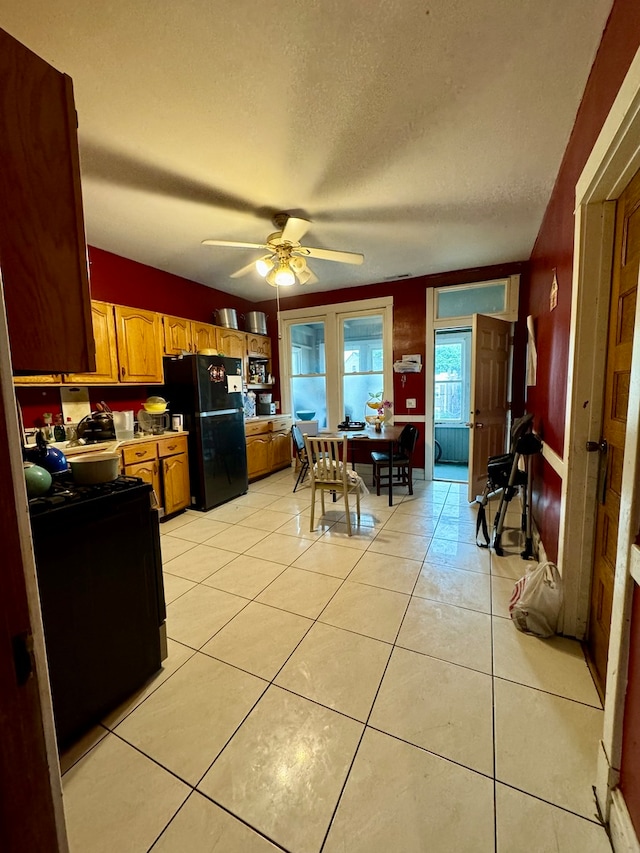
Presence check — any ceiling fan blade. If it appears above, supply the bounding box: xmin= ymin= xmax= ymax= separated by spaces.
xmin=201 ymin=239 xmax=270 ymax=250
xmin=281 ymin=217 xmax=311 ymax=244
xmin=296 ymin=246 xmax=364 ymax=265
xmin=230 ymin=256 xmax=271 ymax=278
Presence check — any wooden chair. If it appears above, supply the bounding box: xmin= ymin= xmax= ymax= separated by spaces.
xmin=304 ymin=434 xmax=362 ymax=535
xmin=371 ymin=424 xmax=419 ymax=496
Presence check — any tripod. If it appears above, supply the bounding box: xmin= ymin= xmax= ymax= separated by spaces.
xmin=475 ymin=413 xmax=542 ymax=559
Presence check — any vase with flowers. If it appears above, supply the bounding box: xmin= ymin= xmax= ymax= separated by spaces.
xmin=365 ymin=392 xmax=392 ymax=429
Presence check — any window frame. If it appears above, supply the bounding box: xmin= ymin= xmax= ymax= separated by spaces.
xmin=279 ymin=296 xmax=393 ymax=431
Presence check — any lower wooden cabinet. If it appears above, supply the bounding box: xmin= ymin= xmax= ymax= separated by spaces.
xmin=245 ymin=417 xmax=292 ymax=482
xmin=121 ymin=434 xmax=190 ymax=516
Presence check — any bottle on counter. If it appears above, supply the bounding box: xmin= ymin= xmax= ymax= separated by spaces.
xmin=53 ymin=413 xmax=66 ymax=442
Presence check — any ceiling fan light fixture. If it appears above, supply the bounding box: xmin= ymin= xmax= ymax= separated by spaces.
xmin=274 ymin=261 xmax=296 ymax=286
xmin=255 ymin=256 xmax=274 ymax=277
xmin=289 ymin=255 xmax=307 ymax=274
xmin=297 ymin=268 xmax=312 ymax=285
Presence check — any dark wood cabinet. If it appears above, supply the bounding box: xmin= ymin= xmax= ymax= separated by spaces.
xmin=0 ymin=27 xmax=94 ymax=375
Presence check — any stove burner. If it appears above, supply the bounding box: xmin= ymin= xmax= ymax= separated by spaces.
xmin=28 ymin=474 xmax=147 ymax=515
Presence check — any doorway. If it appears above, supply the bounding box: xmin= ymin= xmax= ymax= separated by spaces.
xmin=433 ymin=328 xmax=470 ymax=483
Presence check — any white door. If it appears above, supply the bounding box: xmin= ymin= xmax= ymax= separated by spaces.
xmin=467 ymin=314 xmax=512 ymax=502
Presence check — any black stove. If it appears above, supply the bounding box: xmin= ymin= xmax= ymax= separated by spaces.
xmin=28 ymin=473 xmax=147 ymax=516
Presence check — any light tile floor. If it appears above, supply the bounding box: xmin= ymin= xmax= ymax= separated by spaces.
xmin=60 ymin=469 xmax=612 ymax=852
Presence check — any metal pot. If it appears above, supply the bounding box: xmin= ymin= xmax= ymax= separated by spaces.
xmin=212 ymin=308 xmax=239 ymax=329
xmin=245 ymin=311 xmax=267 ymax=335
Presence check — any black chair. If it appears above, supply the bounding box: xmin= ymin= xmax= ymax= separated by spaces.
xmin=292 ymin=425 xmax=310 ymax=492
xmin=371 ymin=425 xmax=419 ymax=496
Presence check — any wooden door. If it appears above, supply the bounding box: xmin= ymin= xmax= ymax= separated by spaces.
xmin=65 ymin=301 xmax=119 ymax=384
xmin=467 ymin=314 xmax=511 ymax=502
xmin=162 ymin=455 xmax=191 ymax=515
xmin=0 ymin=27 xmax=94 ymax=376
xmin=587 ymin=169 xmax=640 ymax=695
xmin=163 ymin=315 xmax=192 ymax=355
xmin=191 ymin=322 xmax=218 ymax=353
xmin=270 ymin=431 xmax=292 ymax=471
xmin=114 ymin=306 xmax=163 ymax=383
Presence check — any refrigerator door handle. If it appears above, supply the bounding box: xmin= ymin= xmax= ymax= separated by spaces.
xmin=197 ymin=409 xmax=242 ymax=418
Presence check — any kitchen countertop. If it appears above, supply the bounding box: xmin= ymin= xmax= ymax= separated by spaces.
xmin=27 ymin=431 xmax=190 ymax=458
xmin=245 ymin=414 xmax=292 ymax=422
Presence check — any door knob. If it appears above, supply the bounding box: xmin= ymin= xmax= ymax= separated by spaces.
xmin=586 ymin=439 xmax=608 ymax=453
xmin=476 ymin=423 xmax=484 ymax=428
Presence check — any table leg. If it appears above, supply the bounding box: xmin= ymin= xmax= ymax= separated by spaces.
xmin=388 ymin=439 xmax=393 ymax=506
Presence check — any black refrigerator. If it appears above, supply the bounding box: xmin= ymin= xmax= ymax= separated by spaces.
xmin=163 ymin=354 xmax=248 ymax=511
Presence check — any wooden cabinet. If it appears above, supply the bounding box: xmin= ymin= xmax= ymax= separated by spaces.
xmin=65 ymin=301 xmax=119 ymax=384
xmin=247 ymin=334 xmax=271 ymax=358
xmin=163 ymin=315 xmax=192 ymax=355
xmin=14 ymin=375 xmax=62 ymax=386
xmin=122 ymin=434 xmax=189 ymax=516
xmin=270 ymin=430 xmax=292 ymax=470
xmin=114 ymin=306 xmax=164 ymax=383
xmin=216 ymin=328 xmax=246 ymax=361
xmin=245 ymin=416 xmax=292 ymax=481
xmin=158 ymin=435 xmax=190 ymax=515
xmin=1 ymin=28 xmax=94 ymax=376
xmin=191 ymin=321 xmax=218 ymax=353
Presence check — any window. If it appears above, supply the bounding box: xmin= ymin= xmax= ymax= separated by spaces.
xmin=290 ymin=321 xmax=327 ymax=428
xmin=279 ymin=297 xmax=393 ymax=430
xmin=434 ymin=330 xmax=471 ymax=425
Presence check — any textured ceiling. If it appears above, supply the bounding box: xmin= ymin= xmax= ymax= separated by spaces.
xmin=2 ymin=1 xmax=612 ymax=302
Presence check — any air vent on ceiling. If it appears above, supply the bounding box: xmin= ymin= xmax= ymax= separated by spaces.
xmin=385 ymin=273 xmax=411 ymax=280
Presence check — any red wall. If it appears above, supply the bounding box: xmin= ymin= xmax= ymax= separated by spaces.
xmin=524 ymin=0 xmax=640 ymax=553
xmin=87 ymin=246 xmax=255 ymax=321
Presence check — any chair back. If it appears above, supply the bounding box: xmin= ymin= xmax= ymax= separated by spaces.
xmin=304 ymin=435 xmax=349 ymax=487
xmin=399 ymin=424 xmax=419 ymax=456
xmin=291 ymin=424 xmax=307 ymax=461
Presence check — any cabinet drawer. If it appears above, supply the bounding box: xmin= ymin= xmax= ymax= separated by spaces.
xmin=270 ymin=417 xmax=292 ymax=433
xmin=158 ymin=434 xmax=188 ymax=458
xmin=123 ymin=441 xmax=158 ymax=465
xmin=245 ymin=420 xmax=270 ymax=437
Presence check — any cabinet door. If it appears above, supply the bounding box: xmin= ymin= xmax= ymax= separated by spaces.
xmin=246 ymin=435 xmax=271 ymax=480
xmin=162 ymin=454 xmax=191 ymax=515
xmin=114 ymin=306 xmax=163 ymax=383
xmin=163 ymin=315 xmax=192 ymax=355
xmin=65 ymin=301 xmax=119 ymax=384
xmin=126 ymin=460 xmax=161 ymax=506
xmin=0 ymin=29 xmax=94 ymax=375
xmin=216 ymin=328 xmax=246 ymax=361
xmin=270 ymin=431 xmax=292 ymax=471
xmin=191 ymin=322 xmax=218 ymax=353
xmin=247 ymin=334 xmax=271 ymax=358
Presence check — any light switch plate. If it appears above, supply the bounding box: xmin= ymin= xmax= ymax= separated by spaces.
xmin=406 ymin=398 xmax=416 ymax=409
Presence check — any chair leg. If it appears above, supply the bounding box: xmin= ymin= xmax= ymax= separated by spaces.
xmin=309 ymin=485 xmax=315 ymax=532
xmin=356 ymin=489 xmax=361 ymax=522
xmin=293 ymin=461 xmax=308 ymax=493
xmin=408 ymin=465 xmax=413 ymax=495
xmin=376 ymin=464 xmax=381 ymax=496
xmin=343 ymin=490 xmax=352 ymax=536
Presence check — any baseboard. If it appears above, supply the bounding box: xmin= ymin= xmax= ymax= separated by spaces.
xmin=610 ymin=788 xmax=640 ymax=852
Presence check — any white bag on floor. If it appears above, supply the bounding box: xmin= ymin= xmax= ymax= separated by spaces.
xmin=509 ymin=561 xmax=562 ymax=638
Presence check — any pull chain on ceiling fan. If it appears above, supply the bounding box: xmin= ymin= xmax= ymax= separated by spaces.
xmin=202 ymin=213 xmax=364 ymax=287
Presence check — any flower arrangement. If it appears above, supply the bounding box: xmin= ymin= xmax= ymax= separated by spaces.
xmin=365 ymin=392 xmax=392 ymax=427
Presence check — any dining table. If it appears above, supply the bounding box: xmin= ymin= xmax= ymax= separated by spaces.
xmin=334 ymin=423 xmax=405 ymax=506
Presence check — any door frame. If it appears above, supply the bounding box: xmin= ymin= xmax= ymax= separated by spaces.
xmin=425 ymin=280 xmax=519 ymax=482
xmin=561 ymin=44 xmax=640 ymax=832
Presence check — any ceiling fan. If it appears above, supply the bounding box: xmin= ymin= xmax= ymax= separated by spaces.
xmin=202 ymin=213 xmax=364 ymax=287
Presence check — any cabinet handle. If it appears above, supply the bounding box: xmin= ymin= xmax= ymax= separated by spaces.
xmin=167 ymin=444 xmax=177 ymax=451
xmin=154 ymin=462 xmax=158 ymax=474
xmin=135 ymin=450 xmax=145 ymax=457
xmin=121 ymin=366 xmax=126 ymax=378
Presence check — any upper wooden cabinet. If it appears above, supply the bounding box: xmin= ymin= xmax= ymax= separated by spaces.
xmin=114 ymin=306 xmax=163 ymax=383
xmin=247 ymin=334 xmax=271 ymax=358
xmin=65 ymin=301 xmax=119 ymax=384
xmin=191 ymin=322 xmax=218 ymax=353
xmin=162 ymin=316 xmax=218 ymax=355
xmin=0 ymin=28 xmax=95 ymax=375
xmin=216 ymin=328 xmax=247 ymax=361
